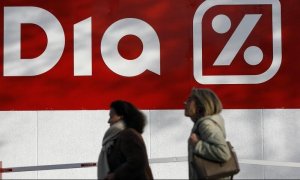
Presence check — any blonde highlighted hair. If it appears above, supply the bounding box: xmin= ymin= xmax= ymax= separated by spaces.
xmin=190 ymin=88 xmax=223 ymax=118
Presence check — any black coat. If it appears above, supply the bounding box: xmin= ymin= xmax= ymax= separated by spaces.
xmin=107 ymin=128 xmax=153 ymax=180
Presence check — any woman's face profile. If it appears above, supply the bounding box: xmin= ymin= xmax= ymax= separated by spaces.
xmin=108 ymin=108 xmax=122 ymax=125
xmin=184 ymin=96 xmax=197 ymax=119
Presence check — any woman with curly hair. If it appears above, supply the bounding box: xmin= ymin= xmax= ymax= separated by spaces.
xmin=98 ymin=100 xmax=153 ymax=180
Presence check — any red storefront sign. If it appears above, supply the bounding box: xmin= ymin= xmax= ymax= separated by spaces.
xmin=0 ymin=0 xmax=299 ymax=110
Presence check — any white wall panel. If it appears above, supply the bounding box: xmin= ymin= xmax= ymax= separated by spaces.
xmin=234 ymin=164 xmax=264 ymax=179
xmin=263 ymin=109 xmax=300 ymax=162
xmin=0 ymin=111 xmax=38 ymax=179
xmin=223 ymin=109 xmax=263 ymax=160
xmin=149 ymin=110 xmax=193 ymax=158
xmin=37 ymin=110 xmax=107 ymax=179
xmin=1 ymin=109 xmax=300 ymax=179
xmin=150 ymin=162 xmax=188 ymax=179
xmin=264 ymin=166 xmax=300 ymax=179
xmin=37 ymin=167 xmax=96 ymax=179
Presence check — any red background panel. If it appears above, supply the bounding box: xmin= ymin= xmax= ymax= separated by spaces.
xmin=0 ymin=0 xmax=299 ymax=110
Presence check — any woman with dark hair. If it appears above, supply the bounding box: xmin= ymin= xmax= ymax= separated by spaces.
xmin=184 ymin=88 xmax=231 ymax=179
xmin=97 ymin=102 xmax=126 ymax=179
xmin=99 ymin=100 xmax=153 ymax=180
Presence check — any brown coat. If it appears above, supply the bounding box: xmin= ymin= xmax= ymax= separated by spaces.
xmin=107 ymin=128 xmax=153 ymax=180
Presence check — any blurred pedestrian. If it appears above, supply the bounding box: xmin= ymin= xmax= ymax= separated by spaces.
xmin=184 ymin=88 xmax=231 ymax=179
xmin=97 ymin=101 xmax=126 ymax=179
xmin=102 ymin=100 xmax=153 ymax=180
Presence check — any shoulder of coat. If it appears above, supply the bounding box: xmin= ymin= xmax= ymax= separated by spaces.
xmin=199 ymin=119 xmax=215 ymax=128
xmin=120 ymin=128 xmax=141 ymax=137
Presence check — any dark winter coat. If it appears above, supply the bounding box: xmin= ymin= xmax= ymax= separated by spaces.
xmin=107 ymin=128 xmax=153 ymax=180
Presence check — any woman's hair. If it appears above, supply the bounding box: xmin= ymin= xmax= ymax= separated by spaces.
xmin=110 ymin=100 xmax=146 ymax=133
xmin=190 ymin=88 xmax=223 ymax=118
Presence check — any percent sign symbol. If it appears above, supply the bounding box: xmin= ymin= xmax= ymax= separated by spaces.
xmin=212 ymin=14 xmax=263 ymax=66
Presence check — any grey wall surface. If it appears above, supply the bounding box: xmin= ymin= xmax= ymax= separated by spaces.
xmin=0 ymin=109 xmax=300 ymax=179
